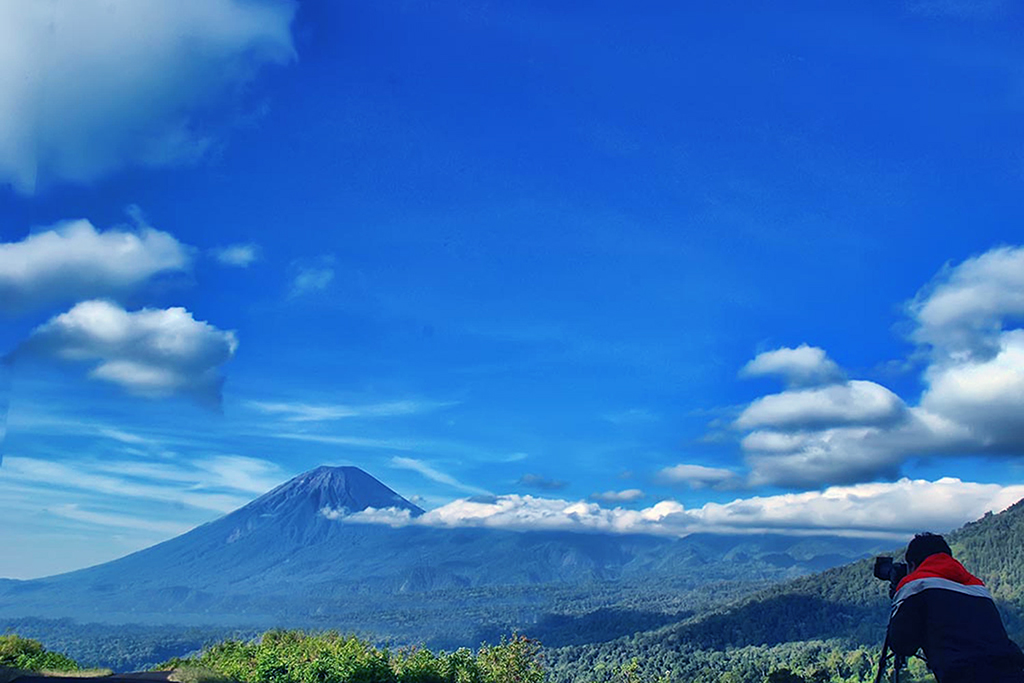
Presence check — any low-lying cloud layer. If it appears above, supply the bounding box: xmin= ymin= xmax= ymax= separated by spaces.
xmin=735 ymin=245 xmax=1024 ymax=487
xmin=0 ymin=220 xmax=190 ymax=313
xmin=0 ymin=0 xmax=296 ymax=193
xmin=329 ymin=477 xmax=1024 ymax=540
xmin=13 ymin=300 xmax=237 ymax=404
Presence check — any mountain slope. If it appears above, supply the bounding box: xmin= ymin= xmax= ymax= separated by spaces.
xmin=1 ymin=466 xmax=883 ymax=651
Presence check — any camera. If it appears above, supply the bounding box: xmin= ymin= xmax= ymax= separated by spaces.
xmin=874 ymin=556 xmax=909 ymax=598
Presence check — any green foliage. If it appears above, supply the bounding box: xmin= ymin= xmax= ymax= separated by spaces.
xmin=477 ymin=635 xmax=544 ymax=683
xmin=162 ymin=630 xmax=545 ymax=683
xmin=0 ymin=633 xmax=80 ymax=673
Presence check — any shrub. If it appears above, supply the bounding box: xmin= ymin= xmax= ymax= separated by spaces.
xmin=162 ymin=630 xmax=546 ymax=683
xmin=477 ymin=635 xmax=544 ymax=683
xmin=0 ymin=634 xmax=80 ymax=673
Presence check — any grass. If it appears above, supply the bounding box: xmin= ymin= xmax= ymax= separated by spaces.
xmin=166 ymin=667 xmax=232 ymax=683
xmin=0 ymin=666 xmax=114 ymax=682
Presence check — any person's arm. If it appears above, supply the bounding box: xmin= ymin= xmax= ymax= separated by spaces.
xmin=888 ymin=592 xmax=925 ymax=657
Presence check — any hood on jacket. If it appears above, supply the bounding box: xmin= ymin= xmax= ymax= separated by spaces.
xmin=895 ymin=552 xmax=985 ymax=592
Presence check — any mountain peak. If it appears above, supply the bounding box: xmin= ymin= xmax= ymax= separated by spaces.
xmin=249 ymin=465 xmax=425 ymax=518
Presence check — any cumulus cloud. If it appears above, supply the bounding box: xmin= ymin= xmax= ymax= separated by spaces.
xmin=741 ymin=345 xmax=844 ymax=387
xmin=658 ymin=464 xmax=739 ymax=489
xmin=920 ymin=329 xmax=1024 ymax=447
xmin=324 ymin=478 xmax=1024 ymax=540
xmin=734 ymin=245 xmax=1024 ymax=487
xmin=0 ymin=0 xmax=296 ymax=193
xmin=12 ymin=300 xmax=237 ymax=403
xmin=735 ymin=381 xmax=906 ymax=432
xmin=0 ymin=220 xmax=190 ymax=313
xmin=324 ymin=506 xmax=415 ymax=527
xmin=211 ymin=243 xmax=260 ymax=268
xmin=590 ymin=489 xmax=644 ymax=503
xmin=911 ymin=247 xmax=1024 ymax=358
xmin=517 ymin=473 xmax=568 ymax=491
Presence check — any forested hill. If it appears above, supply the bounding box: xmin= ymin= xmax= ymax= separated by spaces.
xmin=548 ymin=497 xmax=1024 ymax=683
xmin=664 ymin=495 xmax=1024 ymax=649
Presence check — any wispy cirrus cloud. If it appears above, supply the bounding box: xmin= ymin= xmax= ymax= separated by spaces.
xmin=249 ymin=399 xmax=454 ymax=422
xmin=0 ymin=455 xmax=263 ymax=513
xmin=390 ymin=456 xmax=491 ymax=496
xmin=48 ymin=504 xmax=194 ymax=536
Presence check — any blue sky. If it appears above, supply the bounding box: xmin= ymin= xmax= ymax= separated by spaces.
xmin=3 ymin=0 xmax=1024 ymax=579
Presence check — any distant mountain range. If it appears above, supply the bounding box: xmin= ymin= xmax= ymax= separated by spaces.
xmin=1 ymin=466 xmax=885 ymax=659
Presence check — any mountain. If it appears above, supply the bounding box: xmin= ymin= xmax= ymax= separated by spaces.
xmin=1 ymin=466 xmax=883 ymax=661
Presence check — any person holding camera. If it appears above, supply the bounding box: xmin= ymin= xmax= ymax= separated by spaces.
xmin=887 ymin=532 xmax=1024 ymax=682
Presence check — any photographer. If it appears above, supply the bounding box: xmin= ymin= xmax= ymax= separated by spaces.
xmin=888 ymin=533 xmax=1024 ymax=682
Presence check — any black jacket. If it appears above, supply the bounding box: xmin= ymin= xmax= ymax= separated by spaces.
xmin=889 ymin=553 xmax=1024 ymax=682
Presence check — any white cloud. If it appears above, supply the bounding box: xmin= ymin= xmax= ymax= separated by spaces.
xmin=0 ymin=0 xmax=296 ymax=193
xmin=0 ymin=220 xmax=190 ymax=313
xmin=48 ymin=503 xmax=193 ymax=536
xmin=324 ymin=478 xmax=1024 ymax=540
xmin=390 ymin=456 xmax=491 ymax=496
xmin=910 ymin=246 xmax=1024 ymax=360
xmin=211 ymin=243 xmax=261 ymax=268
xmin=733 ymin=245 xmax=1024 ymax=487
xmin=590 ymin=489 xmax=645 ymax=503
xmin=289 ymin=266 xmax=335 ymax=298
xmin=249 ymin=399 xmax=451 ymax=422
xmin=921 ymin=328 xmax=1024 ymax=448
xmin=15 ymin=300 xmax=237 ymax=403
xmin=741 ymin=344 xmax=843 ymax=387
xmin=688 ymin=478 xmax=1024 ymax=536
xmin=191 ymin=455 xmax=286 ymax=494
xmin=0 ymin=455 xmax=254 ymax=513
xmin=658 ymin=464 xmax=738 ymax=489
xmin=324 ymin=505 xmax=415 ymax=527
xmin=735 ymin=380 xmax=906 ymax=431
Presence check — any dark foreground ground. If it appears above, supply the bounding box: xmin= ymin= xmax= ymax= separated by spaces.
xmin=11 ymin=674 xmax=173 ymax=683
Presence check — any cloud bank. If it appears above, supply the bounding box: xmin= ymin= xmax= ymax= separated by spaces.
xmin=14 ymin=300 xmax=237 ymax=403
xmin=0 ymin=220 xmax=190 ymax=313
xmin=735 ymin=246 xmax=1024 ymax=487
xmin=331 ymin=477 xmax=1024 ymax=540
xmin=0 ymin=0 xmax=296 ymax=193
